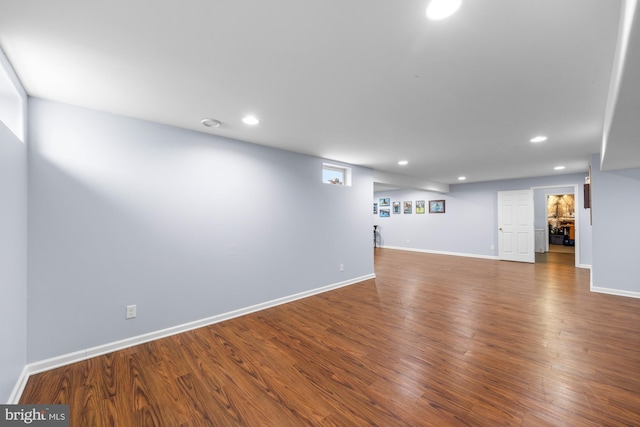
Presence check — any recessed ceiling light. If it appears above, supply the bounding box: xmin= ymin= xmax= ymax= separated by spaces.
xmin=530 ymin=135 xmax=548 ymax=143
xmin=242 ymin=115 xmax=260 ymax=125
xmin=554 ymin=166 xmax=565 ymax=170
xmin=200 ymin=118 xmax=221 ymax=128
xmin=458 ymin=176 xmax=466 ymax=181
xmin=426 ymin=0 xmax=462 ymax=21
xmin=398 ymin=160 xmax=409 ymax=165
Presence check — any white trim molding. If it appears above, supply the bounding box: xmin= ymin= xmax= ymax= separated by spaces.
xmin=589 ymin=269 xmax=640 ymax=298
xmin=381 ymin=245 xmax=499 ymax=261
xmin=8 ymin=366 xmax=29 ymax=404
xmin=9 ymin=273 xmax=375 ymax=404
xmin=591 ymin=285 xmax=640 ymax=299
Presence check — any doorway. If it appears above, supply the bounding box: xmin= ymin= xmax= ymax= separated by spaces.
xmin=547 ymin=193 xmax=575 ymax=252
xmin=533 ymin=186 xmax=579 ymax=267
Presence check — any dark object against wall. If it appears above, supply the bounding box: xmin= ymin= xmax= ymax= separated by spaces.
xmin=584 ymin=183 xmax=591 ymax=209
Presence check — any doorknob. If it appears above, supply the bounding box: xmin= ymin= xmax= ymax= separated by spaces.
xmin=499 ymin=227 xmax=503 ymax=231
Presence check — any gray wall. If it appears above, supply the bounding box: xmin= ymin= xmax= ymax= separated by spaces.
xmin=591 ymin=153 xmax=640 ymax=294
xmin=27 ymin=98 xmax=374 ymax=362
xmin=0 ymin=121 xmax=27 ymax=402
xmin=374 ymin=173 xmax=592 ymax=264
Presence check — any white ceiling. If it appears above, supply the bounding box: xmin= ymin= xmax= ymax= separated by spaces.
xmin=1 ymin=0 xmax=638 ymax=187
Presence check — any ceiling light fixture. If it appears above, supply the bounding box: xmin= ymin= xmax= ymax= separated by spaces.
xmin=426 ymin=0 xmax=462 ymax=21
xmin=458 ymin=176 xmax=466 ymax=181
xmin=242 ymin=115 xmax=260 ymax=125
xmin=398 ymin=160 xmax=409 ymax=165
xmin=200 ymin=118 xmax=221 ymax=128
xmin=554 ymin=166 xmax=565 ymax=170
xmin=530 ymin=135 xmax=548 ymax=143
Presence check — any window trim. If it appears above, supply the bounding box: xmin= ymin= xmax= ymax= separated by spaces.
xmin=322 ymin=163 xmax=352 ymax=186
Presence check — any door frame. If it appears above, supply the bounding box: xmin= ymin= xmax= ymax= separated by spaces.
xmin=532 ymin=184 xmax=580 ymax=267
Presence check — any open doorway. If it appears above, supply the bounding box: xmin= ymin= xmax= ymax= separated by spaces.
xmin=547 ymin=194 xmax=575 ymax=251
xmin=545 ymin=194 xmax=575 ymax=265
xmin=534 ymin=186 xmax=579 ymax=266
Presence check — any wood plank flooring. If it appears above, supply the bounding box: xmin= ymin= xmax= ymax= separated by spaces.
xmin=535 ymin=251 xmax=575 ymax=266
xmin=20 ymin=249 xmax=640 ymax=426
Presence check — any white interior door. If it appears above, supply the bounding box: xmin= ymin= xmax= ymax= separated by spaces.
xmin=498 ymin=190 xmax=534 ymax=263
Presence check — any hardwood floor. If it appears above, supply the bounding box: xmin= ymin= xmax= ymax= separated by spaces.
xmin=535 ymin=251 xmax=575 ymax=266
xmin=20 ymin=249 xmax=640 ymax=426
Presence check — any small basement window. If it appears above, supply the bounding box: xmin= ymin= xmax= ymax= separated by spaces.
xmin=323 ymin=163 xmax=351 ymax=186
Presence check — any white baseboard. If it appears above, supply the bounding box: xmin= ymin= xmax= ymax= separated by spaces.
xmin=591 ymin=285 xmax=640 ymax=299
xmin=8 ymin=366 xmax=29 ymax=404
xmin=380 ymin=245 xmax=499 ymax=261
xmin=10 ymin=273 xmax=375 ymax=404
xmin=576 ymin=263 xmax=592 ymax=269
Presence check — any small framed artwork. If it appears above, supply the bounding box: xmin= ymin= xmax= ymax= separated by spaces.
xmin=380 ymin=209 xmax=390 ymax=217
xmin=392 ymin=201 xmax=401 ymax=214
xmin=416 ymin=200 xmax=425 ymax=214
xmin=373 ymin=203 xmax=378 ymax=214
xmin=404 ymin=201 xmax=412 ymax=214
xmin=429 ymin=200 xmax=446 ymax=213
xmin=379 ymin=198 xmax=390 ymax=207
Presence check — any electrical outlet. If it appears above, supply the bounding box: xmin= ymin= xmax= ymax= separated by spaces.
xmin=340 ymin=264 xmax=344 ymax=272
xmin=126 ymin=305 xmax=137 ymax=319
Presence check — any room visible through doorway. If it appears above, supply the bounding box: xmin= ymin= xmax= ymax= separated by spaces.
xmin=537 ymin=193 xmax=575 ymax=266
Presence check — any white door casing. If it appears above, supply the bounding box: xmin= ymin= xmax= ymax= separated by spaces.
xmin=498 ymin=190 xmax=534 ymax=263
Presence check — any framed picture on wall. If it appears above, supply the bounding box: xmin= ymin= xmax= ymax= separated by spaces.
xmin=380 ymin=209 xmax=390 ymax=217
xmin=429 ymin=200 xmax=445 ymax=213
xmin=380 ymin=198 xmax=390 ymax=207
xmin=392 ymin=201 xmax=401 ymax=214
xmin=404 ymin=201 xmax=412 ymax=214
xmin=416 ymin=200 xmax=425 ymax=214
